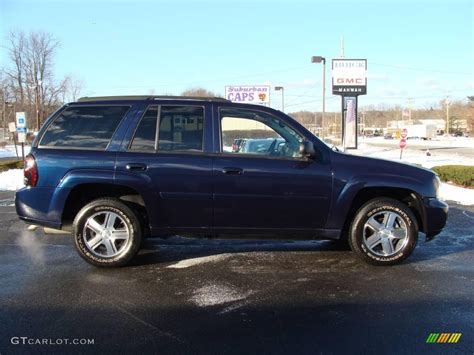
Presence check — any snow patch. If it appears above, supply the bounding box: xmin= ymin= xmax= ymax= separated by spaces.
xmin=0 ymin=145 xmax=30 ymax=158
xmin=0 ymin=169 xmax=24 ymax=191
xmin=190 ymin=284 xmax=251 ymax=307
xmin=167 ymin=254 xmax=231 ymax=269
xmin=439 ymin=183 xmax=474 ymax=206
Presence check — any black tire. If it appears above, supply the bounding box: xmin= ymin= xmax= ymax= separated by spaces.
xmin=348 ymin=198 xmax=418 ymax=266
xmin=73 ymin=198 xmax=143 ymax=267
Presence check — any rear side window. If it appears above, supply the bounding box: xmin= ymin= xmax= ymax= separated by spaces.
xmin=159 ymin=106 xmax=204 ymax=151
xmin=129 ymin=105 xmax=204 ymax=152
xmin=130 ymin=106 xmax=158 ymax=151
xmin=40 ymin=105 xmax=129 ymax=149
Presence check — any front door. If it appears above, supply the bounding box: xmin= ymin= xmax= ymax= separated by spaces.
xmin=212 ymin=106 xmax=332 ymax=232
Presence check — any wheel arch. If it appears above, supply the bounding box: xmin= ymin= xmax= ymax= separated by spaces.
xmin=61 ymin=182 xmax=150 ymax=235
xmin=338 ymin=186 xmax=425 ymax=240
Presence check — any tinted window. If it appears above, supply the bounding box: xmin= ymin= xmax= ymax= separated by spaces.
xmin=158 ymin=106 xmax=204 ymax=151
xmin=130 ymin=106 xmax=158 ymax=151
xmin=220 ymin=108 xmax=303 ymax=158
xmin=40 ymin=106 xmax=129 ymax=149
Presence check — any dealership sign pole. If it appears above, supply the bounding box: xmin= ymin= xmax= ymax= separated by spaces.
xmin=332 ymin=59 xmax=367 ymax=151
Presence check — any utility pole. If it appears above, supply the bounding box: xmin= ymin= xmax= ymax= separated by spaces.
xmin=445 ymin=98 xmax=450 ymax=135
xmin=408 ymin=98 xmax=412 ymax=124
xmin=2 ymin=98 xmax=5 ymax=141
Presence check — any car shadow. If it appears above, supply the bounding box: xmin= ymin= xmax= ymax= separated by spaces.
xmin=129 ymin=203 xmax=473 ymax=268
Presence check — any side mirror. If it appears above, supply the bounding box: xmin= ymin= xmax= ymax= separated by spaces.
xmin=299 ymin=141 xmax=317 ymax=159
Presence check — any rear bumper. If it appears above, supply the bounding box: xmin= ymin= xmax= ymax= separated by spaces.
xmin=15 ymin=186 xmax=63 ymax=229
xmin=422 ymin=197 xmax=449 ymax=240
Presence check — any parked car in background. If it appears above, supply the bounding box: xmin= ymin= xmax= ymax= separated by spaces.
xmin=232 ymin=138 xmax=245 ymax=152
xmin=240 ymin=138 xmax=285 ymax=155
xmin=16 ymin=96 xmax=448 ymax=267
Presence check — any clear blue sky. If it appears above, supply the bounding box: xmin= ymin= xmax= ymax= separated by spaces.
xmin=1 ymin=0 xmax=472 ymax=112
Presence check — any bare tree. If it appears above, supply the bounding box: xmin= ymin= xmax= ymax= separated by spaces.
xmin=63 ymin=76 xmax=84 ymax=102
xmin=3 ymin=30 xmax=27 ymax=106
xmin=2 ymin=30 xmax=70 ymax=129
xmin=181 ymin=87 xmax=219 ymax=97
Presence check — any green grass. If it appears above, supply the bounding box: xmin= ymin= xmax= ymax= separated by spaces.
xmin=0 ymin=159 xmax=23 ymax=172
xmin=432 ymin=165 xmax=474 ymax=188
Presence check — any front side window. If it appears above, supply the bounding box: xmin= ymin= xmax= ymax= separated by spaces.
xmin=40 ymin=105 xmax=129 ymax=149
xmin=129 ymin=105 xmax=204 ymax=152
xmin=220 ymin=108 xmax=304 ymax=159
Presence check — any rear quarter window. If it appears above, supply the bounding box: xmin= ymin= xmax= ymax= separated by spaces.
xmin=39 ymin=105 xmax=130 ymax=149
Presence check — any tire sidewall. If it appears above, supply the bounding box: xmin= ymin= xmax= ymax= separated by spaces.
xmin=73 ymin=199 xmax=142 ymax=267
xmin=350 ymin=199 xmax=418 ymax=265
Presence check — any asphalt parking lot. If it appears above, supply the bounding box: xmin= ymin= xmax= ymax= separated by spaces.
xmin=0 ymin=190 xmax=472 ymax=354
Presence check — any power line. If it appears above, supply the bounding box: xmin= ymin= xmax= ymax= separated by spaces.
xmin=370 ymin=62 xmax=471 ymax=75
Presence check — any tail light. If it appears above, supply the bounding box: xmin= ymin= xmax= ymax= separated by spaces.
xmin=24 ymin=154 xmax=38 ymax=187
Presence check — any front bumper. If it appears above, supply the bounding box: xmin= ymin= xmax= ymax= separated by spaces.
xmin=422 ymin=197 xmax=449 ymax=241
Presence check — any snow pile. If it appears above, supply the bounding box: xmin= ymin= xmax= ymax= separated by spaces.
xmin=0 ymin=169 xmax=24 ymax=191
xmin=439 ymin=183 xmax=474 ymax=206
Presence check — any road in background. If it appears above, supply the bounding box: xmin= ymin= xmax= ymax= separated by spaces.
xmin=357 ymin=137 xmax=474 ymax=158
xmin=0 ymin=191 xmax=472 ymax=354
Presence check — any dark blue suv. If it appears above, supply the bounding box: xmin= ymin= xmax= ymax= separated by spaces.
xmin=16 ymin=96 xmax=448 ymax=267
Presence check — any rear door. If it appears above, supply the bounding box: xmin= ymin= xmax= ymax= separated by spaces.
xmin=212 ymin=105 xmax=332 ymax=232
xmin=115 ymin=102 xmax=213 ymax=233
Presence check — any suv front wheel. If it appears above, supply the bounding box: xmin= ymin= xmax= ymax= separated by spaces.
xmin=349 ymin=198 xmax=418 ymax=266
xmin=73 ymin=198 xmax=142 ymax=267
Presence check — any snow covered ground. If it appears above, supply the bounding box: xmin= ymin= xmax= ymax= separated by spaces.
xmin=350 ymin=142 xmax=474 ymax=169
xmin=0 ymin=145 xmax=31 ymax=159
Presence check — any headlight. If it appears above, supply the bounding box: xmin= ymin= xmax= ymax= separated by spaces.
xmin=434 ymin=175 xmax=441 ymax=198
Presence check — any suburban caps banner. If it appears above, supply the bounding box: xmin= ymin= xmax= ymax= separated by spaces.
xmin=225 ymin=86 xmax=270 ymax=104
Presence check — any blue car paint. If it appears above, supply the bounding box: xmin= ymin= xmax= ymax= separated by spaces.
xmin=15 ymin=98 xmax=448 ymax=240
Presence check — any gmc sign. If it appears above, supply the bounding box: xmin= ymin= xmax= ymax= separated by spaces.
xmin=332 ymin=59 xmax=367 ymax=96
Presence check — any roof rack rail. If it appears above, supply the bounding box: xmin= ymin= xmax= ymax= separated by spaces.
xmin=77 ymin=95 xmax=230 ymax=102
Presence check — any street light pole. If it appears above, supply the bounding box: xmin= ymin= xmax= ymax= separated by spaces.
xmin=275 ymin=86 xmax=284 ymax=112
xmin=311 ymin=56 xmax=326 ymax=135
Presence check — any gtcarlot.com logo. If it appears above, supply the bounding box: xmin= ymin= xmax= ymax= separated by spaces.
xmin=11 ymin=337 xmax=94 ymax=346
xmin=426 ymin=333 xmax=462 ymax=344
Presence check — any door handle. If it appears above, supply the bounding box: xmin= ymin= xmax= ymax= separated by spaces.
xmin=222 ymin=167 xmax=243 ymax=175
xmin=126 ymin=163 xmax=148 ymax=171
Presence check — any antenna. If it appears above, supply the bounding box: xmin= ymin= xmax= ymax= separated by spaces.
xmin=340 ymin=35 xmax=345 ymax=58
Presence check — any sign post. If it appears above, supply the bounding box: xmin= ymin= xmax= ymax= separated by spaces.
xmin=8 ymin=122 xmax=19 ymax=159
xmin=15 ymin=112 xmax=27 ymax=161
xmin=332 ymin=59 xmax=367 ymax=151
xmin=399 ymin=138 xmax=407 ymax=159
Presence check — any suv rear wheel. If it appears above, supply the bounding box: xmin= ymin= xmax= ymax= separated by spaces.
xmin=349 ymin=198 xmax=418 ymax=266
xmin=73 ymin=198 xmax=142 ymax=267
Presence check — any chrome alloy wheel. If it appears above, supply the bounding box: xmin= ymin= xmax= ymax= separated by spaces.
xmin=363 ymin=211 xmax=409 ymax=257
xmin=82 ymin=211 xmax=131 ymax=258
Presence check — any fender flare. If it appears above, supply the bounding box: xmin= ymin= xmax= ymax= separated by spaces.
xmin=327 ymin=173 xmax=425 ymax=229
